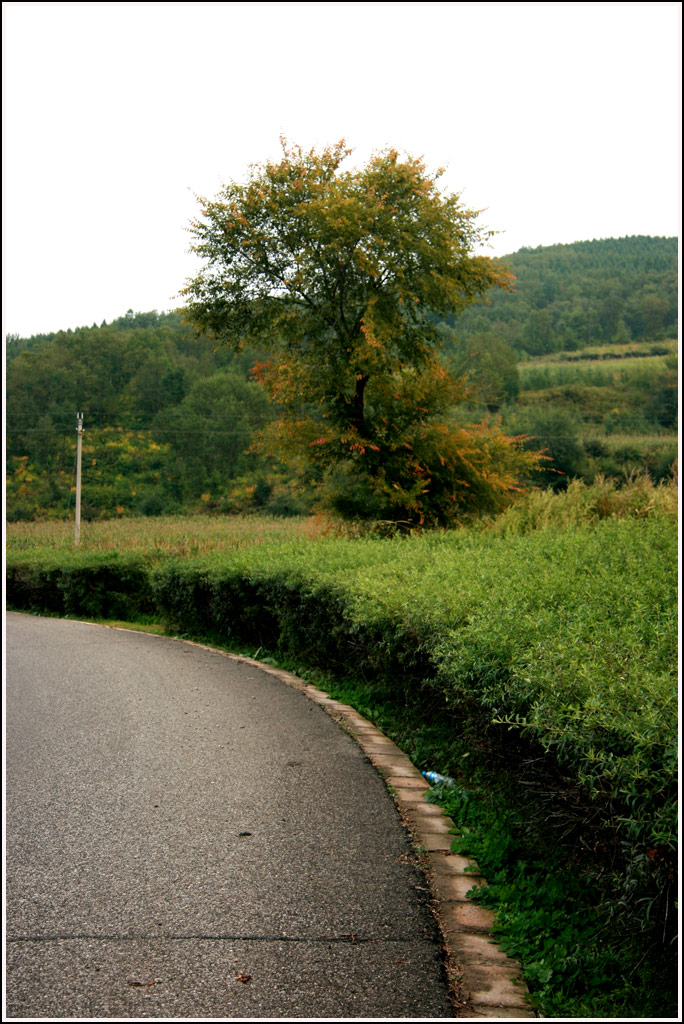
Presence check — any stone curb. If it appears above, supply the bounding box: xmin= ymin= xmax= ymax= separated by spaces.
xmin=222 ymin=652 xmax=537 ymax=1019
xmin=102 ymin=630 xmax=537 ymax=1018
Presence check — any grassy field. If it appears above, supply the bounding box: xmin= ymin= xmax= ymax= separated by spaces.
xmin=521 ymin=339 xmax=677 ymax=363
xmin=518 ymin=353 xmax=675 ymax=390
xmin=5 ymin=476 xmax=678 ymax=1017
xmin=5 ymin=512 xmax=326 ymax=557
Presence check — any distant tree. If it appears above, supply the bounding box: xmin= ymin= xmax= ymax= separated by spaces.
xmin=516 ymin=408 xmax=587 ymax=489
xmin=594 ymin=281 xmax=622 ymax=340
xmin=640 ymin=291 xmax=669 ymax=337
xmin=644 ymin=366 xmax=678 ymax=431
xmin=123 ymin=358 xmax=189 ymax=423
xmin=181 ymin=140 xmax=539 ymax=526
xmin=152 ymin=369 xmax=272 ymax=498
xmin=523 ymin=309 xmax=556 ymax=354
xmin=462 ymin=331 xmax=520 ymax=409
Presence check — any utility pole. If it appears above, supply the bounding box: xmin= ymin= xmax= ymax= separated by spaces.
xmin=75 ymin=412 xmax=84 ymax=546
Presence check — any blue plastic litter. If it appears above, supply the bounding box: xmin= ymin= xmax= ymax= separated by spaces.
xmin=422 ymin=770 xmax=456 ymax=787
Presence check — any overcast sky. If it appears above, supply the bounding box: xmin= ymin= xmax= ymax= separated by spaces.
xmin=2 ymin=0 xmax=681 ymax=339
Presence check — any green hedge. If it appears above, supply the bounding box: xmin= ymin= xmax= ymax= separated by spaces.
xmin=6 ymin=551 xmax=154 ymax=622
xmin=6 ymin=513 xmax=677 ymax=940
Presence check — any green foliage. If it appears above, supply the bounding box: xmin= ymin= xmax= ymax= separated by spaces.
xmin=505 ymin=340 xmax=677 ymax=484
xmin=515 ymin=343 xmax=677 ymax=435
xmin=460 ymin=330 xmax=520 ymax=409
xmin=484 ymin=473 xmax=678 ymax=534
xmin=4 ymin=312 xmax=311 ymax=521
xmin=433 ymin=781 xmax=676 ymax=1017
xmin=508 ymin=407 xmax=588 ymax=488
xmin=6 ymin=550 xmax=154 ymax=621
xmin=6 ymin=429 xmax=177 ymax=520
xmin=182 ymin=140 xmax=502 ymax=360
xmin=181 ymin=139 xmax=538 ymax=526
xmin=151 ymin=368 xmax=274 ymax=499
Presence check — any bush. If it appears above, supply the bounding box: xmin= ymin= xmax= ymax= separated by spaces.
xmin=512 ymin=408 xmax=588 ymax=488
xmin=7 ymin=552 xmax=155 ymax=620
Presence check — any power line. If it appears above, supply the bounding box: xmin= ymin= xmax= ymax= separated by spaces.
xmin=5 ymin=427 xmax=258 ymax=437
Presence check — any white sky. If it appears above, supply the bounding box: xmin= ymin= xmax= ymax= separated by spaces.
xmin=2 ymin=0 xmax=681 ymax=338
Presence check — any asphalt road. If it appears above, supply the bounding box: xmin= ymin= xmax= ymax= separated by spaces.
xmin=5 ymin=612 xmax=454 ymax=1019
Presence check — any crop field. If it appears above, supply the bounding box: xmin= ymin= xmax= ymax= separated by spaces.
xmin=518 ymin=352 xmax=675 ymax=390
xmin=516 ymin=338 xmax=677 ymax=394
xmin=522 ymin=339 xmax=677 ymax=363
xmin=5 ymin=512 xmax=326 ymax=558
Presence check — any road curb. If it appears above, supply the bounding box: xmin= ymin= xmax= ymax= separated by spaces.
xmin=222 ymin=652 xmax=537 ymax=1019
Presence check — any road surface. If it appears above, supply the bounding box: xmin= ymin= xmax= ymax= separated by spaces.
xmin=5 ymin=612 xmax=454 ymax=1018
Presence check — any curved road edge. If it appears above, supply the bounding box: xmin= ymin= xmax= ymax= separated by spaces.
xmin=113 ymin=624 xmax=536 ymax=1019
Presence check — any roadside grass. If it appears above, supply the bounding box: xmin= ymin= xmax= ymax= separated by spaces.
xmin=481 ymin=472 xmax=678 ymax=533
xmin=79 ymin=618 xmax=170 ymax=635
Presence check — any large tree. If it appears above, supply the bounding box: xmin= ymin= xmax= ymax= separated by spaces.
xmin=181 ymin=140 xmax=538 ymax=525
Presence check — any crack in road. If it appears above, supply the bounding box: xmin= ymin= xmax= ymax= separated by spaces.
xmin=8 ymin=933 xmax=419 ymax=944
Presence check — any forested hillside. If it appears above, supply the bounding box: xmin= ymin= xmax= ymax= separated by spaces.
xmin=450 ymin=234 xmax=678 ymax=353
xmin=5 ymin=236 xmax=678 ymax=521
xmin=5 ymin=310 xmax=292 ymax=520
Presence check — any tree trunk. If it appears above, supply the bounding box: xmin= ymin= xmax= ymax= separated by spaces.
xmin=351 ymin=373 xmax=368 ymax=432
